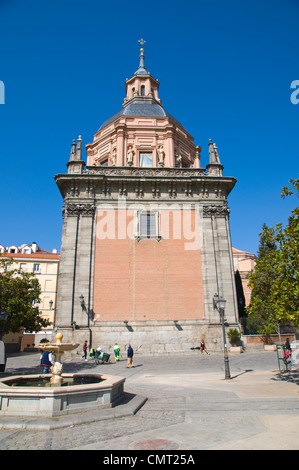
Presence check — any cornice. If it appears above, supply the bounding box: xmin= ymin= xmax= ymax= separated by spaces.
xmin=84 ymin=166 xmax=207 ymax=178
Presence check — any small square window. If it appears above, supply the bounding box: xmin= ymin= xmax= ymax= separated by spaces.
xmin=139 ymin=152 xmax=152 ymax=167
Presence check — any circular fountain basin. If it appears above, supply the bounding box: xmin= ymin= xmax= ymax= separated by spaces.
xmin=5 ymin=374 xmax=105 ymax=387
xmin=0 ymin=373 xmax=125 ymax=417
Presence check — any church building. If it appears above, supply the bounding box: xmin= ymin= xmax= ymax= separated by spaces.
xmin=54 ymin=42 xmax=239 ymax=354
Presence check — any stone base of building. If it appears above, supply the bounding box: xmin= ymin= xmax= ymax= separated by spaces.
xmin=53 ymin=320 xmax=241 ymax=356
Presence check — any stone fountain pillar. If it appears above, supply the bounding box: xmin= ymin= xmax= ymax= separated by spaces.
xmin=38 ymin=332 xmax=79 ymax=386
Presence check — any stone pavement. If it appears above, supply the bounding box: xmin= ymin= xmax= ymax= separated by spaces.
xmin=0 ymin=350 xmax=298 ymax=450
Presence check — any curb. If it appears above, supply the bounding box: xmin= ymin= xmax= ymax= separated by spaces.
xmin=0 ymin=394 xmax=147 ymax=431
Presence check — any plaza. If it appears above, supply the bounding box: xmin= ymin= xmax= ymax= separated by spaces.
xmin=0 ymin=350 xmax=298 ymax=450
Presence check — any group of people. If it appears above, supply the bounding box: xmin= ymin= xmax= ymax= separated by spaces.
xmin=39 ymin=341 xmax=134 ymax=375
xmin=111 ymin=342 xmax=135 ymax=367
xmin=81 ymin=341 xmax=134 ymax=368
xmin=41 ymin=338 xmax=293 ymax=375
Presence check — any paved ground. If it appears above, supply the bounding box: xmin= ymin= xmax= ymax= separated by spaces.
xmin=0 ymin=350 xmax=298 ymax=450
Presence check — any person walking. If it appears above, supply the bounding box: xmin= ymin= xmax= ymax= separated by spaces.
xmin=200 ymin=339 xmax=209 ymax=355
xmin=127 ymin=344 xmax=134 ymax=368
xmin=81 ymin=340 xmax=88 ymax=361
xmin=40 ymin=350 xmax=54 ymax=374
xmin=113 ymin=342 xmax=120 ymax=361
xmin=283 ymin=338 xmax=292 ymax=360
xmin=285 ymin=338 xmax=292 ymax=357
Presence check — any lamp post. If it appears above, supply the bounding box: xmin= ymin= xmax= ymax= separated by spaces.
xmin=213 ymin=293 xmax=231 ymax=380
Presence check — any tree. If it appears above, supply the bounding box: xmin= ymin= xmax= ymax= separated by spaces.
xmin=247 ymin=224 xmax=280 ymax=330
xmin=247 ymin=178 xmax=299 ymax=330
xmin=273 ymin=178 xmax=299 ymax=325
xmin=0 ymin=257 xmax=50 ymax=335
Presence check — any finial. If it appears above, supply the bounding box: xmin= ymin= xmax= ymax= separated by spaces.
xmin=70 ymin=139 xmax=76 ymax=160
xmin=135 ymin=39 xmax=149 ymax=75
xmin=138 ymin=38 xmax=146 ymax=53
xmin=56 ymin=332 xmax=63 ymax=344
xmin=76 ymin=135 xmax=82 ymax=160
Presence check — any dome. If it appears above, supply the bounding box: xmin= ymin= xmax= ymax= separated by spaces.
xmin=98 ymin=97 xmax=186 ymax=132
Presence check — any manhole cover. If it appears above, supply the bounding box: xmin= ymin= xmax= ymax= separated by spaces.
xmin=134 ymin=439 xmax=179 ymax=450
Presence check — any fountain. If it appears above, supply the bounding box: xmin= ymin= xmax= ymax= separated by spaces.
xmin=0 ymin=333 xmax=125 ymax=418
xmin=39 ymin=331 xmax=79 ymax=386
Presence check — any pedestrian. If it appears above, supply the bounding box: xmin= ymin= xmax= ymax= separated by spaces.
xmin=283 ymin=338 xmax=292 ymax=358
xmin=200 ymin=339 xmax=209 ymax=355
xmin=127 ymin=344 xmax=134 ymax=368
xmin=113 ymin=342 xmax=120 ymax=361
xmin=96 ymin=346 xmax=103 ymax=361
xmin=81 ymin=340 xmax=88 ymax=361
xmin=40 ymin=350 xmax=54 ymax=374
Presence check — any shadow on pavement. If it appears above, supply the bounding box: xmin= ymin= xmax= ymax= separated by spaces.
xmin=230 ymin=369 xmax=254 ymax=380
xmin=272 ymin=369 xmax=299 ymax=386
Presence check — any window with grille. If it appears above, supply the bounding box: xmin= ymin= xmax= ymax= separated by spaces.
xmin=137 ymin=211 xmax=160 ymax=240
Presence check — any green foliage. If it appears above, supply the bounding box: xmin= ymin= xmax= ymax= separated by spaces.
xmin=227 ymin=328 xmax=241 ymax=346
xmin=39 ymin=338 xmax=50 ymax=344
xmin=242 ymin=315 xmax=264 ymax=335
xmin=247 ymin=178 xmax=299 ymax=327
xmin=258 ymin=322 xmax=276 ymax=345
xmin=0 ymin=257 xmax=50 ymax=334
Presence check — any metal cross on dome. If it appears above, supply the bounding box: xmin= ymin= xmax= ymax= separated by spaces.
xmin=138 ymin=38 xmax=146 ymax=49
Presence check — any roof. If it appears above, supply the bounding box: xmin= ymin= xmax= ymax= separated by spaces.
xmin=0 ymin=248 xmax=60 ymax=260
xmin=98 ymin=98 xmax=187 ymax=132
xmin=232 ymin=247 xmax=256 ymax=258
xmin=3 ymin=252 xmax=60 ymax=260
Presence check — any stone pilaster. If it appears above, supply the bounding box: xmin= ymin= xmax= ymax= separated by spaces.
xmin=55 ymin=202 xmax=95 ymax=329
xmin=199 ymin=204 xmax=238 ymax=324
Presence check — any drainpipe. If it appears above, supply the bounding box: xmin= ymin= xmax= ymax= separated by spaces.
xmin=70 ymin=214 xmax=80 ymax=327
xmin=87 ymin=210 xmax=95 ymax=347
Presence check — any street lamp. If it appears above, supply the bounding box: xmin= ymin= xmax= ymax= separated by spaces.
xmin=213 ymin=293 xmax=231 ymax=380
xmin=49 ymin=299 xmax=53 ymax=310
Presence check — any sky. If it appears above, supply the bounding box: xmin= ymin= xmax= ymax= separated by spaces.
xmin=0 ymin=0 xmax=298 ymax=255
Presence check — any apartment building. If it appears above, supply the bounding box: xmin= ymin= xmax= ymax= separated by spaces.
xmin=0 ymin=242 xmax=60 ymax=350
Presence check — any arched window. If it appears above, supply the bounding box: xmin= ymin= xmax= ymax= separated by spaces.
xmin=141 ymin=85 xmax=145 ymax=96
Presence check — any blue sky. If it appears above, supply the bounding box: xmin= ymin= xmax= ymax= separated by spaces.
xmin=0 ymin=0 xmax=298 ymax=255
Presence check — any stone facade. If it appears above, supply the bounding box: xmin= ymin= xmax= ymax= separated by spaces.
xmin=54 ymin=46 xmax=239 ymax=354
